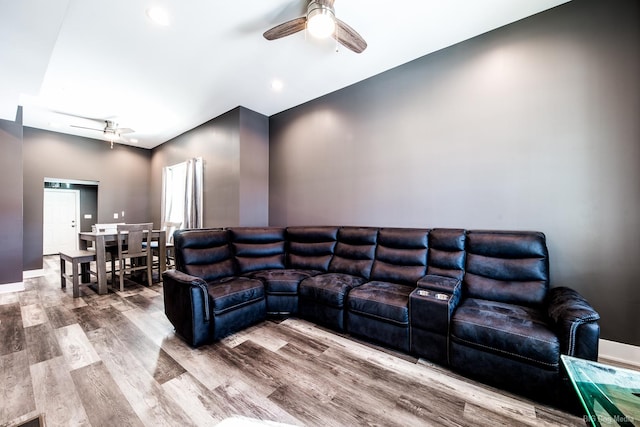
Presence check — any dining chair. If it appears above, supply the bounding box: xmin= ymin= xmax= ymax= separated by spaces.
xmin=149 ymin=221 xmax=181 ymax=277
xmin=164 ymin=221 xmax=182 ymax=267
xmin=115 ymin=223 xmax=153 ymax=291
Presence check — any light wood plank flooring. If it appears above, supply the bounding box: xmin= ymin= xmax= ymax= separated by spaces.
xmin=0 ymin=256 xmax=584 ymax=427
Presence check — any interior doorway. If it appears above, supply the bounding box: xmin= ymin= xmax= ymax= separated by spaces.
xmin=43 ymin=178 xmax=99 ymax=255
xmin=43 ymin=188 xmax=80 ymax=255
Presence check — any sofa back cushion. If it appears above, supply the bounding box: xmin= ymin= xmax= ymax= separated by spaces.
xmin=328 ymin=227 xmax=378 ymax=278
xmin=464 ymin=230 xmax=549 ymax=306
xmin=427 ymin=228 xmax=466 ymax=280
xmin=370 ymin=228 xmax=429 ymax=285
xmin=173 ymin=228 xmax=235 ymax=282
xmin=229 ymin=227 xmax=286 ymax=274
xmin=286 ymin=226 xmax=338 ymax=271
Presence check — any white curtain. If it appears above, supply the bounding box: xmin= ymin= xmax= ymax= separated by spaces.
xmin=161 ymin=157 xmax=203 ymax=229
xmin=184 ymin=157 xmax=203 ymax=228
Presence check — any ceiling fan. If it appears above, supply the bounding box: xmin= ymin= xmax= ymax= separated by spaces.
xmin=71 ymin=119 xmax=135 ymax=149
xmin=263 ymin=0 xmax=367 ymax=54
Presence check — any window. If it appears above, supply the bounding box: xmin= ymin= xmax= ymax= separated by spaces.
xmin=161 ymin=158 xmax=203 ymax=229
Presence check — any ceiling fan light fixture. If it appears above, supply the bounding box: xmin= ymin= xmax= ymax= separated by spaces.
xmin=263 ymin=0 xmax=366 ymax=53
xmin=307 ymin=3 xmax=335 ymax=39
xmin=105 ymin=132 xmax=118 ymax=149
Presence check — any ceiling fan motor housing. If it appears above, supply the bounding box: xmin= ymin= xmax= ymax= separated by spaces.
xmin=104 ymin=120 xmax=117 ymax=132
xmin=307 ymin=0 xmax=335 ymax=16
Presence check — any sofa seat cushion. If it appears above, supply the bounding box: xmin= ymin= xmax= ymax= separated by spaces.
xmin=245 ymin=269 xmax=321 ymax=294
xmin=451 ymin=298 xmax=560 ymax=369
xmin=207 ymin=277 xmax=264 ymax=315
xmin=300 ymin=273 xmax=367 ymax=308
xmin=348 ymin=281 xmax=414 ymax=325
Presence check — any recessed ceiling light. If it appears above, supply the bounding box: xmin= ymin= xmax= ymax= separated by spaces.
xmin=146 ymin=7 xmax=170 ymax=26
xmin=271 ymin=79 xmax=284 ymax=92
xmin=129 ymin=138 xmax=139 ymax=143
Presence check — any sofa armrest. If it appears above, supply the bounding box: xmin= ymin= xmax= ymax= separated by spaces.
xmin=162 ymin=269 xmax=211 ymax=347
xmin=413 ymin=275 xmax=463 ymax=328
xmin=546 ymin=286 xmax=600 ymax=360
xmin=416 ymin=274 xmax=462 ymax=306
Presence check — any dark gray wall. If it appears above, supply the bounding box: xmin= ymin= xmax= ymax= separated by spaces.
xmin=0 ymin=110 xmax=23 ymax=285
xmin=151 ymin=106 xmax=269 ymax=228
xmin=269 ymin=0 xmax=640 ymax=345
xmin=23 ymin=128 xmax=152 ymax=270
xmin=77 ymin=185 xmax=98 ymax=232
xmin=239 ymin=108 xmax=269 ymax=226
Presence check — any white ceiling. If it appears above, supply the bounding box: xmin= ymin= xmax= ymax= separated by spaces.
xmin=1 ymin=0 xmax=569 ymax=149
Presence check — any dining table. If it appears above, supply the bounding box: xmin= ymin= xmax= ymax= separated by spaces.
xmin=78 ymin=229 xmax=166 ymax=295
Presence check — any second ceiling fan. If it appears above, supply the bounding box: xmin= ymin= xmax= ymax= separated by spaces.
xmin=71 ymin=119 xmax=135 ymax=149
xmin=263 ymin=0 xmax=367 ymax=54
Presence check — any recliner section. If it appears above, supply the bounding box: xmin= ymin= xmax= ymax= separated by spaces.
xmin=231 ymin=227 xmax=299 ymax=315
xmin=299 ymin=226 xmax=377 ymax=330
xmin=163 ymin=225 xmax=600 ymax=403
xmin=169 ymin=228 xmax=266 ymax=346
xmin=449 ymin=230 xmax=563 ymax=397
xmin=347 ymin=228 xmax=429 ymax=352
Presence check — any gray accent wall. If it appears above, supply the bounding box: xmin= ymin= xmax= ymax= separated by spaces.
xmin=269 ymin=0 xmax=640 ymax=345
xmin=0 ymin=109 xmax=24 ymax=285
xmin=239 ymin=109 xmax=269 ymax=226
xmin=23 ymin=128 xmax=152 ymax=270
xmin=150 ymin=106 xmax=269 ymax=228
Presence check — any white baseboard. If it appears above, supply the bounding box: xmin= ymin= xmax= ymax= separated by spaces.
xmin=0 ymin=282 xmax=25 ymax=293
xmin=23 ymin=269 xmax=44 ymax=279
xmin=599 ymin=339 xmax=640 ymax=369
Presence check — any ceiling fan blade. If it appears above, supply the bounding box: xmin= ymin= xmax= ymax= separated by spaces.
xmin=54 ymin=110 xmax=105 ymax=124
xmin=70 ymin=124 xmax=102 ymax=132
xmin=333 ymin=19 xmax=367 ymax=53
xmin=263 ymin=16 xmax=307 ymax=40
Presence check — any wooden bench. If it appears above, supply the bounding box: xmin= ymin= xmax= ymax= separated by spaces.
xmin=60 ymin=250 xmax=96 ymax=298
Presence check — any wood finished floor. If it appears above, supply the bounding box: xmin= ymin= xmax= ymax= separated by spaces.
xmin=0 ymin=256 xmax=584 ymax=427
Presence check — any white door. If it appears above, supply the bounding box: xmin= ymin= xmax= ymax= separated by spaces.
xmin=43 ymin=189 xmax=80 ymax=255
